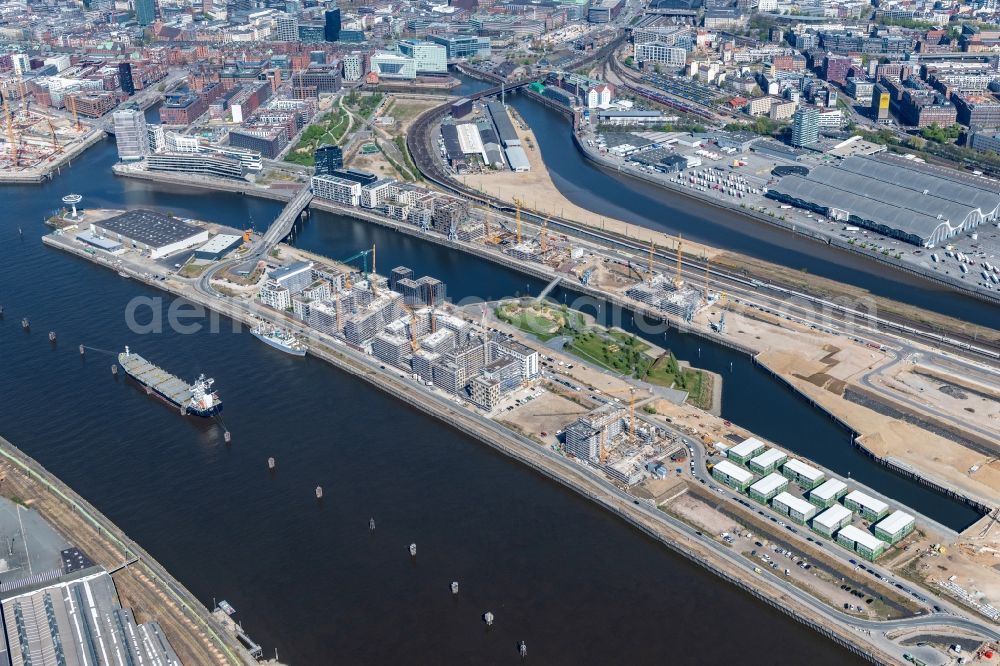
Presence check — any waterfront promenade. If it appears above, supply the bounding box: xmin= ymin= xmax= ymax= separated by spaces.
xmin=0 ymin=434 xmax=257 ymax=665
xmin=40 ymin=227 xmax=1000 ymax=663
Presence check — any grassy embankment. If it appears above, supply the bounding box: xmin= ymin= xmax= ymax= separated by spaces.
xmin=496 ymin=303 xmax=712 ymax=409
xmin=284 ymin=108 xmax=351 ymax=167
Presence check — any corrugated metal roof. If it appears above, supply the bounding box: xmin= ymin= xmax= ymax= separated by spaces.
xmin=769 ymin=154 xmax=1000 ymax=242
xmin=486 ymin=101 xmax=519 ymax=145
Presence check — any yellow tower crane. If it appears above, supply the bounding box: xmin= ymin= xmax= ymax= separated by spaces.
xmin=46 ymin=118 xmax=60 ymax=153
xmin=539 ymin=214 xmax=551 ymax=253
xmin=15 ymin=71 xmax=27 ymax=116
xmin=3 ymin=93 xmax=18 ymax=166
xmin=595 ymin=386 xmax=640 ymax=463
xmin=406 ymin=306 xmax=420 ymax=354
xmin=67 ymin=94 xmax=80 ymax=130
xmin=334 ymin=289 xmax=344 ymax=333
xmin=513 ymin=198 xmax=524 ymax=244
xmin=674 ymin=234 xmax=684 ymax=290
xmin=703 ymin=254 xmax=710 ymax=301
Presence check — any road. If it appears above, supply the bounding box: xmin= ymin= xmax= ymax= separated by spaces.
xmin=48 ymin=227 xmax=1000 ymax=662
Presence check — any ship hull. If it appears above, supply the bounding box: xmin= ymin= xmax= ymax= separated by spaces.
xmin=252 ymin=331 xmax=307 ymax=357
xmin=118 ymin=352 xmax=222 ymax=418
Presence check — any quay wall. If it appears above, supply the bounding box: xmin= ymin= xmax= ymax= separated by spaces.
xmin=40 ymin=232 xmax=893 ymax=665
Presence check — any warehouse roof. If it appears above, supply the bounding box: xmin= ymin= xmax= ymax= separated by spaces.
xmin=749 ymin=448 xmax=787 ymax=468
xmin=486 ymin=100 xmax=519 ymax=145
xmin=749 ymin=472 xmax=788 ymax=495
xmin=773 ymin=491 xmax=816 ymax=516
xmin=713 ymin=459 xmax=753 ymax=483
xmin=768 ymin=155 xmax=1000 ymax=242
xmin=813 ymin=504 xmax=852 ymax=529
xmin=96 ymin=209 xmax=204 ymax=249
xmin=728 ymin=437 xmax=765 ymax=459
xmin=197 ymin=233 xmax=241 ymax=254
xmin=783 ymin=458 xmax=825 ymax=482
xmin=810 ymin=478 xmax=848 ymax=501
xmin=845 ymin=490 xmax=888 ymax=514
xmin=440 ymin=123 xmax=464 ymax=161
xmin=875 ymin=510 xmax=915 ymax=535
xmin=838 ymin=524 xmax=884 ymax=551
xmin=505 ymin=145 xmax=531 ymax=171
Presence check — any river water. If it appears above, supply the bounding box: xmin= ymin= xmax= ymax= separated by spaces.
xmin=496 ymin=93 xmax=1000 ymax=331
xmin=0 ymin=81 xmax=968 ymax=664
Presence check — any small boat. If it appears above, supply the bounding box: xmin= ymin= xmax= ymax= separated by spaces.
xmin=118 ymin=271 xmax=130 ymax=279
xmin=218 ymin=600 xmax=236 ymax=616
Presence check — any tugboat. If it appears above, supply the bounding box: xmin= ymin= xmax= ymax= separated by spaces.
xmin=118 ymin=346 xmax=222 ymax=417
xmin=250 ymin=322 xmax=307 ymax=356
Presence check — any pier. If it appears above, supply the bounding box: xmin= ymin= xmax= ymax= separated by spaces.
xmin=0 ymin=435 xmax=257 ymax=664
xmin=39 ymin=231 xmax=1000 ymax=660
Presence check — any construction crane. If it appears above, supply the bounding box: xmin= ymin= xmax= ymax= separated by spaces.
xmin=67 ymin=94 xmax=80 ymax=130
xmin=405 ymin=306 xmax=420 ymax=354
xmin=14 ymin=70 xmax=27 ymax=117
xmin=512 ymin=198 xmax=524 ymax=244
xmin=45 ymin=118 xmax=60 ymax=153
xmin=674 ymin=234 xmax=684 ymax=290
xmin=538 ymin=214 xmax=551 ymax=253
xmin=702 ymin=254 xmax=710 ymax=300
xmin=339 ymin=247 xmax=373 ymax=290
xmin=334 ymin=289 xmax=344 ymax=332
xmin=370 ymin=242 xmax=378 ymax=296
xmin=647 ymin=238 xmax=655 ymax=281
xmin=428 ymin=289 xmax=437 ymax=332
xmin=2 ymin=92 xmax=18 ymax=166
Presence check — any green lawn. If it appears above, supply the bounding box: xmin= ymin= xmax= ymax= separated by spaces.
xmin=497 ymin=304 xmax=710 ymax=404
xmin=284 ymin=109 xmax=349 ymax=166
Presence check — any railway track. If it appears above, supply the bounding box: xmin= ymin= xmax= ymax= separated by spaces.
xmin=406 ymin=92 xmax=1000 ymax=363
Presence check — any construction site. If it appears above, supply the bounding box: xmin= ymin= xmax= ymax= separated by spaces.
xmin=0 ymin=76 xmax=103 ymax=183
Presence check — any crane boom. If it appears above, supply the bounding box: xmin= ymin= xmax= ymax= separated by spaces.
xmin=674 ymin=234 xmax=683 ymax=290
xmin=703 ymin=254 xmax=710 ymax=300
xmin=3 ymin=93 xmax=18 ymax=165
xmin=647 ymin=238 xmax=655 ymax=281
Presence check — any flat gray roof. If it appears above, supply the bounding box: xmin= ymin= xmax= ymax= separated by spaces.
xmin=486 ymin=101 xmax=519 ymax=145
xmin=95 ymin=209 xmax=204 ymax=249
xmin=769 ymin=155 xmax=1000 ymax=242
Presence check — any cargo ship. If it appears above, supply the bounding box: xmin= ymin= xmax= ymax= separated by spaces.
xmin=118 ymin=346 xmax=222 ymax=417
xmin=250 ymin=323 xmax=307 ymax=357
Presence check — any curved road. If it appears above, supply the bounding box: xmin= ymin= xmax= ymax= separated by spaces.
xmin=186 ymin=256 xmax=1000 ymax=662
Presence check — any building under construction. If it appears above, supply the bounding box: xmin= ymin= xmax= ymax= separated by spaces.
xmin=0 ymin=77 xmax=94 ymax=176
xmin=625 ymin=274 xmax=703 ymax=319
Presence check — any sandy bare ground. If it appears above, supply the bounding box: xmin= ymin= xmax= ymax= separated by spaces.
xmin=461 ymin=116 xmax=720 ymax=260
xmin=756 ymin=349 xmax=1000 ymax=515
